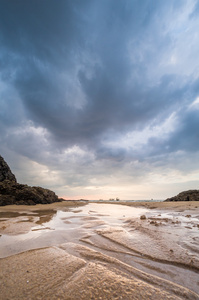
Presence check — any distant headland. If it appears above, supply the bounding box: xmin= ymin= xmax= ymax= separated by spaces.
xmin=164 ymin=190 xmax=199 ymax=202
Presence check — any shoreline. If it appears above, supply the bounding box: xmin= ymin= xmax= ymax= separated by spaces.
xmin=0 ymin=199 xmax=88 ymax=212
xmin=91 ymin=200 xmax=199 ymax=210
xmin=0 ymin=200 xmax=199 ymax=212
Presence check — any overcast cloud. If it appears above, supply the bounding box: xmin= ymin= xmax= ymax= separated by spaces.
xmin=0 ymin=0 xmax=199 ymax=200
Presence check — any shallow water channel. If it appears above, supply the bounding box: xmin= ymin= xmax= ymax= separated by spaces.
xmin=0 ymin=204 xmax=147 ymax=257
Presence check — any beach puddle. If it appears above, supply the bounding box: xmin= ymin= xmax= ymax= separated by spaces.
xmin=0 ymin=203 xmax=199 ymax=298
xmin=0 ymin=204 xmax=147 ymax=256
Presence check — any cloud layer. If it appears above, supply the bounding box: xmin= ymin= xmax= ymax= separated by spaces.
xmin=0 ymin=0 xmax=199 ymax=199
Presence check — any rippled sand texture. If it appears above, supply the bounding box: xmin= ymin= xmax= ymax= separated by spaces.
xmin=0 ymin=202 xmax=199 ymax=299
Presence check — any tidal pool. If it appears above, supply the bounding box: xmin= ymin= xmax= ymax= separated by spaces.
xmin=0 ymin=204 xmax=148 ymax=258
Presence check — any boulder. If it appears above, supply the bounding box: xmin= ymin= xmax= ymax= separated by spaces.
xmin=165 ymin=190 xmax=199 ymax=202
xmin=140 ymin=215 xmax=146 ymax=220
xmin=0 ymin=155 xmax=61 ymax=206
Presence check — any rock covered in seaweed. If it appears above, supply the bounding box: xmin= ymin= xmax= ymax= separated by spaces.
xmin=0 ymin=155 xmax=61 ymax=206
xmin=165 ymin=190 xmax=199 ymax=202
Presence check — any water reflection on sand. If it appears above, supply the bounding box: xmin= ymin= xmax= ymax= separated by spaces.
xmin=0 ymin=202 xmax=199 ymax=298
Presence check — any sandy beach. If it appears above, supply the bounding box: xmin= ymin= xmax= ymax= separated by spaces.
xmin=0 ymin=200 xmax=199 ymax=299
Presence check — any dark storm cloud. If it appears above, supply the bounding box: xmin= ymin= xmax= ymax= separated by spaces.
xmin=0 ymin=0 xmax=199 ymax=178
xmin=165 ymin=108 xmax=199 ymax=153
xmin=0 ymin=0 xmax=80 ymax=58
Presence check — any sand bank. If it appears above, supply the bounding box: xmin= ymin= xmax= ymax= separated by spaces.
xmin=0 ymin=199 xmax=87 ymax=212
xmin=92 ymin=200 xmax=199 ymax=210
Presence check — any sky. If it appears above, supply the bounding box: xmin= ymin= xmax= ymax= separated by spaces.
xmin=0 ymin=0 xmax=199 ymax=200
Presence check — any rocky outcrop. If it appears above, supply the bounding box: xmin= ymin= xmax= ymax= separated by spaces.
xmin=0 ymin=155 xmax=61 ymax=206
xmin=0 ymin=155 xmax=16 ymax=183
xmin=0 ymin=180 xmax=60 ymax=206
xmin=165 ymin=190 xmax=199 ymax=202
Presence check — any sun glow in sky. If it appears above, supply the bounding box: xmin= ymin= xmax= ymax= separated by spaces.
xmin=0 ymin=0 xmax=199 ymax=200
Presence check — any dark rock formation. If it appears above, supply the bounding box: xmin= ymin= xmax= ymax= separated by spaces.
xmin=0 ymin=155 xmax=61 ymax=206
xmin=140 ymin=215 xmax=146 ymax=220
xmin=165 ymin=190 xmax=199 ymax=202
xmin=0 ymin=155 xmax=16 ymax=183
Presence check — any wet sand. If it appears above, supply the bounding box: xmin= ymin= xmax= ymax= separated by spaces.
xmin=93 ymin=200 xmax=199 ymax=210
xmin=0 ymin=201 xmax=199 ymax=299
